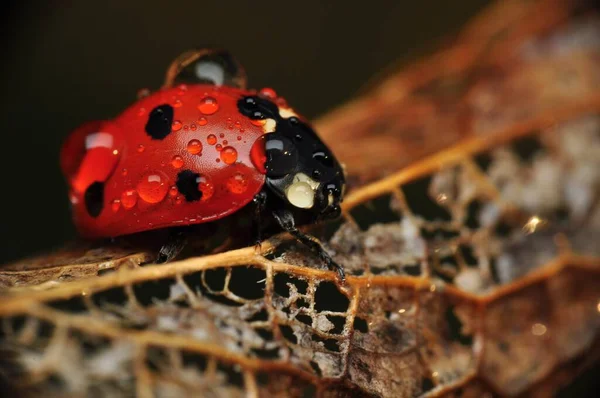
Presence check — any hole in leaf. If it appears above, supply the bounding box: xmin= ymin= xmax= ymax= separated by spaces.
xmin=403 ymin=264 xmax=422 ymax=276
xmin=47 ymin=296 xmax=88 ymax=313
xmin=353 ymin=317 xmax=369 ymax=333
xmin=312 ymin=334 xmax=340 ymax=352
xmin=445 ymin=305 xmax=473 ymax=346
xmin=402 ymin=176 xmax=452 ymax=222
xmin=474 ymin=152 xmax=492 ymax=172
xmin=465 ymin=200 xmax=483 ymax=229
xmin=274 ymin=273 xmax=308 ymax=298
xmin=327 ymin=315 xmax=346 ymax=335
xmin=310 ymin=360 xmax=322 ymax=377
xmin=422 ymin=376 xmax=435 ymax=392
xmin=182 ymin=351 xmax=208 ymax=371
xmin=92 ymin=287 xmax=128 ymax=307
xmin=255 ymin=328 xmax=274 ymax=342
xmin=314 ymin=281 xmax=349 ymax=313
xmin=251 ymin=347 xmax=280 ymax=359
xmin=296 ymin=314 xmax=312 ymax=326
xmin=217 ymin=362 xmax=244 ymax=388
xmin=458 ymin=244 xmax=478 ymax=267
xmin=229 ymin=266 xmax=266 ymax=300
xmin=349 ymin=194 xmax=400 ymax=230
xmin=246 ymin=309 xmax=269 ymax=323
xmin=203 ymin=268 xmax=227 ymax=292
xmin=133 ymin=278 xmax=175 ymax=306
xmin=279 ymin=324 xmax=297 ymax=344
xmin=511 ymin=135 xmax=544 ymax=163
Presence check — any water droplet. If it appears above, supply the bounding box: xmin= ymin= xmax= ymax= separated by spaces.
xmin=223 ymin=140 xmax=228 ymax=145
xmin=137 ymin=107 xmax=146 ymax=116
xmin=173 ymin=99 xmax=183 ymax=108
xmin=175 ymin=196 xmax=183 ymax=205
xmin=227 ymin=123 xmax=234 ymax=130
xmin=197 ymin=175 xmax=214 ymax=201
xmin=207 ymin=134 xmax=217 ymax=145
xmin=136 ymin=144 xmax=147 ymax=153
xmin=187 ymin=139 xmax=203 ymax=155
xmin=172 ymin=120 xmax=182 ymax=131
xmin=250 ymin=135 xmax=267 ymax=174
xmin=121 ymin=189 xmax=138 ymax=209
xmin=237 ymin=136 xmax=242 ymax=141
xmin=137 ymin=88 xmax=150 ymax=99
xmin=111 ymin=199 xmax=121 ymax=212
xmin=220 ymin=146 xmax=238 ymax=165
xmin=137 ymin=171 xmax=169 ymax=204
xmin=171 ymin=155 xmax=184 ymax=169
xmin=190 ymin=124 xmax=197 ymax=131
xmin=198 ymin=96 xmax=219 ymax=115
xmin=121 ymin=168 xmax=128 ymax=176
xmin=227 ymin=172 xmax=248 ymax=194
xmin=169 ymin=185 xmax=178 ymax=197
xmin=259 ymin=87 xmax=277 ymax=98
xmin=216 ymin=158 xmax=221 ymax=163
xmin=234 ymin=121 xmax=241 ymax=129
xmin=183 ymin=125 xmax=189 ymax=131
xmin=198 ymin=117 xmax=208 ymax=126
xmin=216 ymin=144 xmax=223 ymax=151
xmin=219 ymin=133 xmax=225 ymax=138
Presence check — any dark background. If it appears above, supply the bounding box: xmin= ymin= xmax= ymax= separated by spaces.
xmin=0 ymin=0 xmax=490 ymax=263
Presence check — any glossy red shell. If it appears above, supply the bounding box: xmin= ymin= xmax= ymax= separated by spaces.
xmin=61 ymin=85 xmax=267 ymax=238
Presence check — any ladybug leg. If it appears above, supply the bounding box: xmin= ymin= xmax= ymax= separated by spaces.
xmin=253 ymin=191 xmax=268 ymax=246
xmin=156 ymin=228 xmax=188 ymax=264
xmin=272 ymin=209 xmax=345 ymax=281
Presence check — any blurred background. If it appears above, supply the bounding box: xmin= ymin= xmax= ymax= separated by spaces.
xmin=0 ymin=0 xmax=491 ymax=264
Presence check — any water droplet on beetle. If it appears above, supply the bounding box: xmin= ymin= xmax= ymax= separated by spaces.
xmin=137 ymin=144 xmax=145 ymax=153
xmin=250 ymin=135 xmax=267 ymax=174
xmin=190 ymin=124 xmax=197 ymax=131
xmin=207 ymin=134 xmax=217 ymax=145
xmin=219 ymin=133 xmax=225 ymax=138
xmin=173 ymin=99 xmax=183 ymax=108
xmin=223 ymin=140 xmax=228 ymax=145
xmin=137 ymin=171 xmax=169 ymax=204
xmin=172 ymin=120 xmax=182 ymax=131
xmin=227 ymin=172 xmax=248 ymax=194
xmin=198 ymin=117 xmax=208 ymax=126
xmin=169 ymin=185 xmax=178 ymax=197
xmin=220 ymin=146 xmax=238 ymax=165
xmin=197 ymin=175 xmax=214 ymax=201
xmin=111 ymin=199 xmax=121 ymax=212
xmin=198 ymin=96 xmax=219 ymax=115
xmin=171 ymin=155 xmax=184 ymax=169
xmin=121 ymin=189 xmax=138 ymax=209
xmin=259 ymin=87 xmax=277 ymax=98
xmin=215 ymin=144 xmax=223 ymax=151
xmin=187 ymin=139 xmax=203 ymax=155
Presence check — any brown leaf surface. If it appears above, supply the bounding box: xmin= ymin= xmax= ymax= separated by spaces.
xmin=1 ymin=0 xmax=599 ymax=397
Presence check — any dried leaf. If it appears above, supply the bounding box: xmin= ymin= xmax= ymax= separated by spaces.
xmin=1 ymin=0 xmax=599 ymax=397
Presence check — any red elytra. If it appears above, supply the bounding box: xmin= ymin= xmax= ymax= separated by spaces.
xmin=61 ymin=85 xmax=269 ymax=238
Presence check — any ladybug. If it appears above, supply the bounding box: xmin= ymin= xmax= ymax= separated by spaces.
xmin=61 ymin=49 xmax=346 ymax=278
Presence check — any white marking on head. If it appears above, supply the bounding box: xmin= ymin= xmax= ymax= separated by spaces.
xmin=286 ymin=181 xmax=314 ymax=209
xmin=263 ymin=119 xmax=277 ymax=133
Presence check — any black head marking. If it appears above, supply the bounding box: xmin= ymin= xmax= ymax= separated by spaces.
xmin=145 ymin=104 xmax=174 ymax=140
xmin=176 ymin=170 xmax=203 ymax=202
xmin=84 ymin=181 xmax=104 ymax=217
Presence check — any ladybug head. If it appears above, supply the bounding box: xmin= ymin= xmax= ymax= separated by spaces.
xmin=261 ymin=126 xmax=346 ymax=221
xmin=238 ymin=95 xmax=346 ymax=221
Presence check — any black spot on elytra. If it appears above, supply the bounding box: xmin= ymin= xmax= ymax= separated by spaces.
xmin=145 ymin=104 xmax=174 ymax=140
xmin=176 ymin=170 xmax=202 ymax=201
xmin=84 ymin=181 xmax=104 ymax=217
